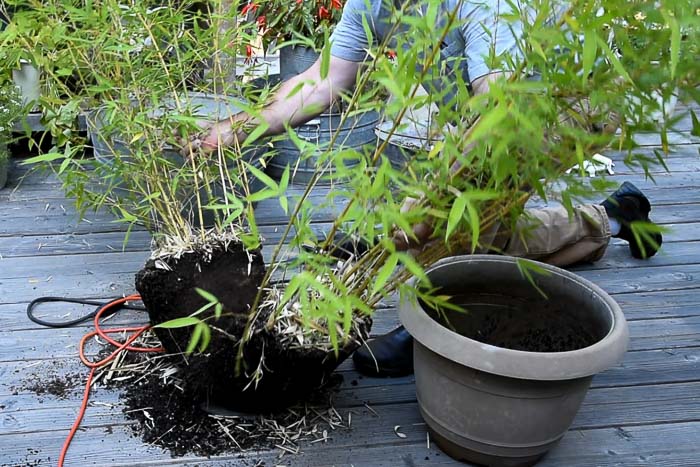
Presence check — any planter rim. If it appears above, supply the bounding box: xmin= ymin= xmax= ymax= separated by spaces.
xmin=399 ymin=255 xmax=629 ymax=381
xmin=86 ymin=92 xmax=249 ymax=150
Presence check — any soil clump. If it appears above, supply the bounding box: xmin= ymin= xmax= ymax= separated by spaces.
xmin=135 ymin=239 xmax=370 ymax=412
xmin=111 ymin=350 xmax=348 ymax=459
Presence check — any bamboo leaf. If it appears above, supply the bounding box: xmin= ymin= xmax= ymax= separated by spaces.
xmin=199 ymin=323 xmax=211 ymax=353
xmin=527 ymin=37 xmax=547 ymax=61
xmin=186 ymin=322 xmax=203 ymax=354
xmin=464 ymin=200 xmax=480 ymax=253
xmin=630 ymin=221 xmax=668 ymax=259
xmin=446 ymin=194 xmax=466 ymax=241
xmin=246 ymin=162 xmax=278 ymax=190
xmin=596 ymin=36 xmax=632 ymax=83
xmin=661 ymin=9 xmax=680 ymax=79
xmin=284 ymin=81 xmax=307 ymax=99
xmin=22 ymin=152 xmax=65 ymax=165
xmin=155 ymin=316 xmax=201 ymax=329
xmin=191 ymin=301 xmax=216 ymax=317
xmin=58 ymin=157 xmax=71 ymax=175
xmin=320 ymin=42 xmax=331 ymax=80
xmin=582 ymin=28 xmax=597 ymax=83
xmin=397 ymin=253 xmax=428 ymax=284
xmin=465 ymin=103 xmax=508 ymax=145
xmin=371 ymin=254 xmax=399 ymax=297
xmin=515 ymin=258 xmax=550 ymax=299
xmin=427 ymin=140 xmax=444 ymax=160
xmin=195 ymin=287 xmax=218 ymax=304
xmin=279 ymin=165 xmax=290 ymax=193
xmin=661 ymin=127 xmax=669 ymax=154
xmin=361 ymin=14 xmax=374 ymax=48
xmin=242 ymin=121 xmax=269 ymax=147
xmin=328 ymin=319 xmax=339 ymax=354
xmin=691 ymin=110 xmax=700 ymax=137
xmin=279 ymin=196 xmax=289 ymax=215
xmin=248 ymin=188 xmax=278 ymax=202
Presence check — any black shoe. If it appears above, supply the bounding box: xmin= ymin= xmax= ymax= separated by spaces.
xmin=353 ymin=326 xmax=414 ymax=377
xmin=601 ymin=181 xmax=663 ymax=259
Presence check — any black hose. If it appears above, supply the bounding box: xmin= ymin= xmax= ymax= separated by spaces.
xmin=27 ymin=296 xmax=146 ymax=328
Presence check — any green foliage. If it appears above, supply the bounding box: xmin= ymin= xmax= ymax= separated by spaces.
xmin=1 ymin=0 xmax=270 ymax=247
xmin=0 ymin=82 xmax=23 ymax=148
xmin=155 ymin=287 xmax=221 ymax=354
xmin=253 ymin=0 xmax=698 ymax=352
xmin=242 ymin=0 xmax=345 ymax=51
xmin=2 ymin=0 xmax=698 ymax=362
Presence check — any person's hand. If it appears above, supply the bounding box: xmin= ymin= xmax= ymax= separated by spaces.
xmin=392 ymin=196 xmax=435 ymax=253
xmin=177 ymin=119 xmax=239 ymax=157
xmin=200 ymin=119 xmax=240 ymax=152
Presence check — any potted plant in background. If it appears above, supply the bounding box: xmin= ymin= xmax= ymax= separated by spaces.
xmin=241 ymin=0 xmax=380 ymax=184
xmin=0 ymin=0 xmax=100 ymax=136
xmin=242 ymin=0 xmax=344 ymax=79
xmin=0 ymin=81 xmax=22 ymax=189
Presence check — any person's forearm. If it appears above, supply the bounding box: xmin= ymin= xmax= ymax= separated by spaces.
xmin=234 ymin=57 xmax=358 ymax=139
xmin=470 ymin=71 xmax=509 ymax=96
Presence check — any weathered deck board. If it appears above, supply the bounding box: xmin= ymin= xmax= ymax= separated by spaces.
xmin=3 ymin=303 xmax=699 ymax=364
xmin=1 ymin=105 xmax=699 ymax=466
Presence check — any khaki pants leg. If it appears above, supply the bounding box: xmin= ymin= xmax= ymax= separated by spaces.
xmin=492 ymin=204 xmax=611 ymax=267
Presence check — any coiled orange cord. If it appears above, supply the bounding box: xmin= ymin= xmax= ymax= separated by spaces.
xmin=58 ymin=294 xmax=164 ymax=467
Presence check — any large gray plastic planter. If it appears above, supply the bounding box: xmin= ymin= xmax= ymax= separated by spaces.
xmin=399 ymin=255 xmax=629 ymax=467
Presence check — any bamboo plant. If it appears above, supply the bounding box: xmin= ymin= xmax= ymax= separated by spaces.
xmin=3 ymin=0 xmax=698 ymax=387
xmin=0 ymin=0 xmax=273 ymax=250
xmin=229 ymin=0 xmax=699 ymax=364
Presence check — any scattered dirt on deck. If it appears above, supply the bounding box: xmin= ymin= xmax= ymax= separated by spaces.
xmin=111 ymin=350 xmax=349 ymax=459
xmin=14 ymin=370 xmax=83 ymax=400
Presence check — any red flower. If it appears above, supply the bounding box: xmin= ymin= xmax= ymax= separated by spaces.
xmin=241 ymin=2 xmax=258 ymax=15
xmin=296 ymin=0 xmax=303 ymax=3
xmin=257 ymin=15 xmax=266 ymax=29
xmin=246 ymin=44 xmax=253 ymax=58
xmin=330 ymin=0 xmax=342 ymax=9
xmin=386 ymin=49 xmax=397 ymax=59
xmin=318 ymin=5 xmax=330 ymax=19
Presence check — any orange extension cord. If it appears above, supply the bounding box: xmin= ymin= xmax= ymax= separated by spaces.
xmin=58 ymin=294 xmax=164 ymax=467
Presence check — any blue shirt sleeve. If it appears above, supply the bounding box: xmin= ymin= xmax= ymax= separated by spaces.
xmin=329 ymin=0 xmax=377 ymax=62
xmin=461 ymin=0 xmax=523 ymax=81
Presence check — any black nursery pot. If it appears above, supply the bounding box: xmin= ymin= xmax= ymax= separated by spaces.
xmin=135 ymin=241 xmax=370 ymax=412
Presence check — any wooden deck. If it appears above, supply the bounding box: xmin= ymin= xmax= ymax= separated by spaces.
xmin=1 ymin=104 xmax=699 ymax=466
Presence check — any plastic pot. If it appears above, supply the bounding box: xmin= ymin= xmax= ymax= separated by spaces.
xmin=271 ymin=45 xmax=380 ymax=185
xmin=268 ymin=109 xmax=380 ymax=185
xmin=278 ymin=45 xmax=319 ymax=82
xmin=12 ymin=60 xmax=40 ymax=110
xmin=399 ymin=255 xmax=629 ymax=467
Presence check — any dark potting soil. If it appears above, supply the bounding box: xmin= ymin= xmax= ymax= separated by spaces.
xmin=430 ymin=292 xmax=599 ymax=352
xmin=135 ymin=240 xmax=370 ymax=412
xmin=15 ymin=370 xmax=83 ymax=400
xmin=111 ymin=350 xmax=346 ymax=459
